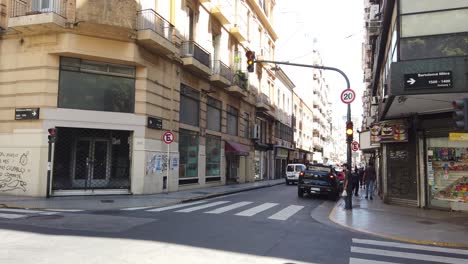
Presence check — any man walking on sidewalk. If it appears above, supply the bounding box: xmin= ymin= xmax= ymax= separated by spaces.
xmin=343 ymin=164 xmax=353 ymax=210
xmin=364 ymin=161 xmax=376 ymax=200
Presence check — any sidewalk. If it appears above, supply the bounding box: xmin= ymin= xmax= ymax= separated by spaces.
xmin=0 ymin=179 xmax=284 ymax=211
xmin=329 ymin=191 xmax=468 ymax=248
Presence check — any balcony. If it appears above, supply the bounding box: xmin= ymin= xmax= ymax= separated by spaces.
xmin=210 ymin=60 xmax=232 ymax=87
xmin=8 ymin=0 xmax=67 ymax=34
xmin=313 ymin=136 xmax=324 ymax=149
xmin=211 ymin=0 xmax=233 ymax=25
xmin=136 ymin=9 xmax=177 ymax=56
xmin=255 ymin=93 xmax=271 ymax=112
xmin=230 ymin=15 xmax=247 ymax=42
xmin=181 ymin=41 xmax=212 ymax=77
xmin=227 ymin=71 xmax=248 ymax=97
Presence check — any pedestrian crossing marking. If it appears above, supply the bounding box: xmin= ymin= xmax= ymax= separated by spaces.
xmin=121 ymin=207 xmax=153 ymax=211
xmin=176 ymin=201 xmax=230 ymax=213
xmin=349 ymin=258 xmax=400 ymax=264
xmin=268 ymin=205 xmax=304 ymax=221
xmin=204 ymin=202 xmax=253 ymax=214
xmin=235 ymin=203 xmax=278 ymax=217
xmin=352 ymin=238 xmax=468 ymax=256
xmin=0 ymin=213 xmax=27 ymax=219
xmin=0 ymin=208 xmax=45 ymax=214
xmin=146 ymin=201 xmax=207 ymax=212
xmin=351 ymin=246 xmax=467 ymax=264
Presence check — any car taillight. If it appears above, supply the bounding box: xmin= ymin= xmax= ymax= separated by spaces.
xmin=299 ymin=172 xmax=304 ymax=177
xmin=329 ymin=175 xmax=334 ymax=179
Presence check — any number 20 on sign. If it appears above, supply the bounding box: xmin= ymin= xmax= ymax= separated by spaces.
xmin=340 ymin=89 xmax=356 ymax=104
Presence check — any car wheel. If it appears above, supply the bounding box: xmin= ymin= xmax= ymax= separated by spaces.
xmin=298 ymin=188 xmax=304 ymax=198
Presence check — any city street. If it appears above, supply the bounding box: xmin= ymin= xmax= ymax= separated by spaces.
xmin=1 ymin=185 xmax=467 ymax=264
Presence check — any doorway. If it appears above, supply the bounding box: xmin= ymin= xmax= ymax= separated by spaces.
xmin=72 ymin=138 xmax=111 ymax=188
xmin=226 ymin=155 xmax=239 ymax=184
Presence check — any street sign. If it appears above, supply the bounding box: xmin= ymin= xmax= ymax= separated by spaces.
xmin=15 ymin=108 xmax=40 ymax=120
xmin=404 ymin=71 xmax=452 ymax=89
xmin=162 ymin=131 xmax=175 ymax=144
xmin=351 ymin=141 xmax=360 ymax=152
xmin=340 ymin=89 xmax=355 ymax=104
xmin=147 ymin=116 xmax=163 ymax=130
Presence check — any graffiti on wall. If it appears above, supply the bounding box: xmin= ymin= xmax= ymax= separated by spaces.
xmin=145 ymin=152 xmax=179 ymax=176
xmin=0 ymin=150 xmax=31 ymax=192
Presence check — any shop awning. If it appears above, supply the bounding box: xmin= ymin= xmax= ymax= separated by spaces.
xmin=225 ymin=141 xmax=250 ymax=156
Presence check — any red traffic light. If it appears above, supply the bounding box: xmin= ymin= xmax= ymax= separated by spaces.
xmin=245 ymin=50 xmax=255 ymax=59
xmin=48 ymin=128 xmax=56 ymax=136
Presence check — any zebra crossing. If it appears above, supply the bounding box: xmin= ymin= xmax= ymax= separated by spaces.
xmin=121 ymin=200 xmax=305 ymax=221
xmin=0 ymin=208 xmax=58 ymax=220
xmin=349 ymin=238 xmax=468 ymax=264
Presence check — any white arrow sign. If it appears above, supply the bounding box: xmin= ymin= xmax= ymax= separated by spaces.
xmin=406 ymin=78 xmax=416 ymax=85
xmin=32 ymin=111 xmax=37 ymax=116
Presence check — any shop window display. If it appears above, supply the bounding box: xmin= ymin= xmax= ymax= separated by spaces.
xmin=427 ymin=138 xmax=468 ymax=210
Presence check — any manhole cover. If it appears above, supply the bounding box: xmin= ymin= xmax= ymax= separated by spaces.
xmin=100 ymin=200 xmax=115 ymax=203
xmin=417 ymin=220 xmax=436 ymax=225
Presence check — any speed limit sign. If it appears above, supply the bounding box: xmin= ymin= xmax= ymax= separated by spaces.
xmin=340 ymin=89 xmax=356 ymax=104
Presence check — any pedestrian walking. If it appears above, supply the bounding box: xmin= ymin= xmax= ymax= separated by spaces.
xmin=363 ymin=161 xmax=376 ymax=200
xmin=343 ymin=164 xmax=353 ymax=210
xmin=358 ymin=167 xmax=364 ymax=189
xmin=352 ymin=167 xmax=359 ymax=196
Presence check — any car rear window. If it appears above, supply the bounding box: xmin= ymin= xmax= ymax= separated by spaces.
xmin=307 ymin=166 xmax=332 ymax=173
xmin=287 ymin=165 xmax=295 ymax=172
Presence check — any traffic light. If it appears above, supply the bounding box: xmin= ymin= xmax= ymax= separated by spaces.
xmin=346 ymin=121 xmax=353 ymax=143
xmin=48 ymin=128 xmax=56 ymax=143
xmin=452 ymin=98 xmax=468 ymax=130
xmin=246 ymin=50 xmax=256 ymax=72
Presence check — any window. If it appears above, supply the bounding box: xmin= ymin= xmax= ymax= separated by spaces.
xmin=58 ymin=57 xmax=135 ymax=113
xmin=207 ymin=97 xmax=221 ymax=132
xmin=179 ymin=129 xmax=199 ymax=180
xmin=180 ymin=84 xmax=200 ymax=127
xmin=188 ymin=7 xmax=194 ymax=40
xmin=244 ymin=112 xmax=250 ymax=138
xmin=227 ymin=105 xmax=238 ymax=136
xmin=206 ymin=135 xmax=221 ymax=177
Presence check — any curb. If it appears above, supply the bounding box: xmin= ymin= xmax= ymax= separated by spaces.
xmin=0 ymin=181 xmax=285 ymax=211
xmin=328 ymin=201 xmax=468 ymax=249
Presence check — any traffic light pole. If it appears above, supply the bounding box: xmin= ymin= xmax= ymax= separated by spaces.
xmin=254 ymin=60 xmax=352 ymax=167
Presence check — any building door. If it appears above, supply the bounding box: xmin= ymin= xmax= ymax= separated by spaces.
xmin=72 ymin=138 xmax=111 ymax=188
xmin=32 ymin=0 xmax=60 ymax=12
xmin=226 ymin=155 xmax=239 ymax=184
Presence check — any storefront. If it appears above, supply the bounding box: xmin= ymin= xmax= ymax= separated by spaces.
xmin=225 ymin=141 xmax=249 ymax=184
xmin=426 ymin=136 xmax=468 ymax=211
xmin=179 ymin=129 xmax=199 ymax=185
xmin=205 ymin=135 xmax=221 ymax=183
xmin=274 ymin=147 xmax=288 ymax=179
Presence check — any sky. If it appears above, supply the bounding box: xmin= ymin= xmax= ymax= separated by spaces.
xmin=274 ymin=0 xmax=365 ymax=123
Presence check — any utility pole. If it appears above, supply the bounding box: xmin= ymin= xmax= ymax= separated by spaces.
xmin=253 ymin=59 xmax=352 ymax=167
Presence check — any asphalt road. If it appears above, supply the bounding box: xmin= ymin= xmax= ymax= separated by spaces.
xmin=1 ymin=185 xmax=467 ymax=264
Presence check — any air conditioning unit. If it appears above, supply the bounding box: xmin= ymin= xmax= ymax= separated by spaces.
xmin=371 ymin=96 xmax=380 ymax=105
xmin=251 ymin=124 xmax=260 ymax=140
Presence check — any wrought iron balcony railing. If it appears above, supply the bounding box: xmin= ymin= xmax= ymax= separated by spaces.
xmin=136 ymin=9 xmax=174 ymax=41
xmin=257 ymin=92 xmax=271 ymax=105
xmin=181 ymin=41 xmax=211 ymax=68
xmin=212 ymin=60 xmax=232 ymax=81
xmin=10 ymin=0 xmax=67 ymax=18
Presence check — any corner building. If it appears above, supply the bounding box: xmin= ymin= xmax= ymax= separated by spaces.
xmin=0 ymin=0 xmax=279 ymax=196
xmin=361 ymin=0 xmax=468 ymax=211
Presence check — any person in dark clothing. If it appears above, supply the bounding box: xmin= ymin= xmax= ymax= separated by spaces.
xmin=351 ymin=167 xmax=359 ymax=196
xmin=358 ymin=167 xmax=365 ymax=189
xmin=343 ymin=164 xmax=353 ymax=210
xmin=364 ymin=162 xmax=377 ymax=200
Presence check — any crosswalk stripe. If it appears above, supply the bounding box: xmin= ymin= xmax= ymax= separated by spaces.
xmin=204 ymin=202 xmax=253 ymax=214
xmin=349 ymin=257 xmax=401 ymax=264
xmin=46 ymin=209 xmax=84 ymax=212
xmin=121 ymin=207 xmax=153 ymax=211
xmin=146 ymin=201 xmax=207 ymax=212
xmin=352 ymin=238 xmax=468 ymax=256
xmin=268 ymin=205 xmax=304 ymax=221
xmin=351 ymin=246 xmax=467 ymax=264
xmin=176 ymin=201 xmax=230 ymax=213
xmin=0 ymin=208 xmax=44 ymax=214
xmin=0 ymin=213 xmax=28 ymax=219
xmin=235 ymin=203 xmax=278 ymax=217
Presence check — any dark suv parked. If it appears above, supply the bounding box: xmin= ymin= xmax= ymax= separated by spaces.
xmin=297 ymin=164 xmax=340 ymax=200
